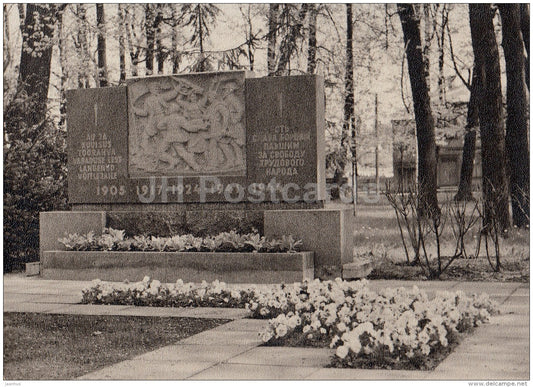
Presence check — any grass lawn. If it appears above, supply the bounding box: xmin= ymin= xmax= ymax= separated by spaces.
xmin=3 ymin=312 xmax=229 ymax=380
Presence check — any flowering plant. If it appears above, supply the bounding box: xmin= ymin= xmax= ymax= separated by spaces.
xmin=81 ymin=277 xmax=498 ymax=370
xmin=250 ymin=279 xmax=498 ymax=369
xmin=59 ymin=229 xmax=303 ymax=254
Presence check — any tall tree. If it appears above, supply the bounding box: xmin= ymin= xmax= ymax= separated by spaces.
xmin=341 ymin=3 xmax=355 ymax=177
xmin=96 ymin=4 xmax=108 ymax=87
xmin=155 ymin=4 xmax=164 ymax=74
xmin=267 ymin=4 xmax=279 ymax=76
xmin=145 ymin=4 xmax=155 ymax=75
xmin=117 ymin=4 xmax=127 ymax=83
xmin=17 ymin=4 xmax=62 ymax=130
xmin=422 ymin=4 xmax=433 ymax=89
xmin=57 ymin=5 xmax=68 ymax=125
xmin=455 ymin=62 xmax=480 ymax=202
xmin=124 ymin=5 xmax=141 ymax=77
xmin=469 ymin=4 xmax=510 ymax=232
xmin=499 ymin=4 xmax=530 ymax=228
xmin=307 ymin=3 xmax=318 ymax=74
xmin=520 ymin=4 xmax=529 ymax=89
xmin=170 ymin=5 xmax=181 ymax=74
xmin=398 ymin=3 xmax=439 ymax=215
xmin=436 ymin=5 xmax=449 ymax=104
xmin=75 ymin=4 xmax=90 ymax=88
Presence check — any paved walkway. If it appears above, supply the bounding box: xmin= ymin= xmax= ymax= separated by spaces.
xmin=3 ymin=274 xmax=529 ymax=380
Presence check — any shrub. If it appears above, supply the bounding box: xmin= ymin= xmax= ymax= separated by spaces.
xmin=4 ymin=91 xmax=68 ymax=272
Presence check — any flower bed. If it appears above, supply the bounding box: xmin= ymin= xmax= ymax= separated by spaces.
xmin=58 ymin=228 xmax=302 ymax=253
xmin=81 ymin=277 xmax=498 ymax=370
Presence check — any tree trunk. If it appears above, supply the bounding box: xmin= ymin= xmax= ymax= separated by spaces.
xmin=125 ymin=6 xmax=139 ymax=77
xmin=422 ymin=4 xmax=432 ymax=89
xmin=57 ymin=7 xmax=68 ymax=126
xmin=18 ymin=4 xmax=58 ymax=129
xmin=117 ymin=4 xmax=126 ymax=83
xmin=520 ymin=4 xmax=529 ymax=90
xmin=398 ymin=3 xmax=439 ymax=216
xmin=77 ymin=4 xmax=89 ymax=88
xmin=437 ymin=5 xmax=448 ymax=104
xmin=171 ymin=5 xmax=180 ymax=74
xmin=469 ymin=4 xmax=510 ymax=232
xmin=96 ymin=4 xmax=108 ymax=87
xmin=341 ymin=4 xmax=356 ymax=196
xmin=3 ymin=5 xmax=11 ymax=72
xmin=155 ymin=4 xmax=164 ymax=74
xmin=267 ymin=4 xmax=279 ymax=76
xmin=499 ymin=4 xmax=530 ymax=228
xmin=455 ymin=62 xmax=480 ymax=202
xmin=145 ymin=4 xmax=155 ymax=75
xmin=307 ymin=3 xmax=317 ymax=74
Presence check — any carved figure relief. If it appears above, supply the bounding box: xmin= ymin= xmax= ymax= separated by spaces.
xmin=128 ymin=74 xmax=246 ymax=176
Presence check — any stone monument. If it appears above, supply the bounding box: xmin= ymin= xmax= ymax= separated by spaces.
xmin=40 ymin=70 xmax=358 ymax=280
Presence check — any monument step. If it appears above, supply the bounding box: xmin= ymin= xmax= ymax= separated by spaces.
xmin=41 ymin=250 xmax=314 ymax=284
xmin=342 ymin=260 xmax=374 ymax=280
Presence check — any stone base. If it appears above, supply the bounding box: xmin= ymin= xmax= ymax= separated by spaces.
xmin=25 ymin=262 xmax=41 ymax=276
xmin=41 ymin=251 xmax=314 ymax=284
xmin=264 ymin=209 xmax=355 ymax=280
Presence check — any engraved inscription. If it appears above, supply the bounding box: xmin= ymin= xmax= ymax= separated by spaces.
xmin=71 ymin=133 xmax=121 ymax=180
xmin=251 ymin=125 xmax=311 ymax=176
xmin=128 ymin=74 xmax=246 ymax=176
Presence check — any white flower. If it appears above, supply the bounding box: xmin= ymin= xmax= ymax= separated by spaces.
xmin=261 ymin=331 xmax=273 ymax=342
xmin=275 ymin=324 xmax=288 ymax=338
xmin=320 ymin=327 xmax=327 ymax=334
xmin=336 ymin=345 xmax=349 ymax=359
xmin=302 ymin=325 xmax=311 ymax=333
xmin=337 ymin=322 xmax=347 ymax=332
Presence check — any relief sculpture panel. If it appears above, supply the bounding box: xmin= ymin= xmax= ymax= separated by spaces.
xmin=128 ymin=72 xmax=246 ymax=176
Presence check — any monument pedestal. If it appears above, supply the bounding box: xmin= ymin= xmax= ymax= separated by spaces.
xmin=264 ymin=209 xmax=355 ymax=279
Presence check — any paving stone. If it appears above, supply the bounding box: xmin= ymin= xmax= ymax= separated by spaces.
xmin=210 ymin=318 xmax=269 ymax=332
xmin=430 ymin=367 xmax=529 ymax=380
xmin=180 ymin=330 xmax=262 ymax=346
xmin=503 ymin=295 xmax=530 ymax=306
xmin=227 ymin=347 xmax=333 ymax=368
xmin=305 ymin=368 xmax=426 ymax=380
xmin=47 ymin=304 xmax=135 ymax=316
xmin=1 ymin=293 xmax=40 ymax=303
xmin=3 ymin=302 xmax=65 ymax=314
xmin=136 ymin=344 xmax=251 ymax=363
xmin=80 ymin=359 xmax=214 ymax=380
xmin=438 ymin=352 xmax=529 ymax=372
xmin=188 ymin=363 xmax=320 ymax=380
xmin=476 ymin=324 xmax=529 ymax=339
xmin=28 ymin=294 xmax=82 ymax=304
xmin=457 ymin=341 xmax=528 ymax=354
xmin=499 ymin=304 xmax=530 ymax=316
xmin=489 ymin=314 xmax=530 ymax=328
xmin=172 ymin=307 xmax=250 ymax=320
